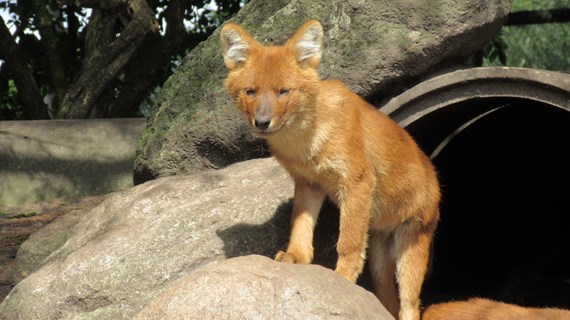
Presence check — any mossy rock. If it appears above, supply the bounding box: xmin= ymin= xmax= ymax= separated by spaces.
xmin=134 ymin=0 xmax=511 ymax=184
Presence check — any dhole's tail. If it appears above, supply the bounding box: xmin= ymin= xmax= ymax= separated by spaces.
xmin=422 ymin=298 xmax=570 ymax=320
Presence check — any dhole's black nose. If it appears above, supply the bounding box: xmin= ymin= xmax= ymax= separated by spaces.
xmin=254 ymin=115 xmax=271 ymax=130
xmin=255 ymin=97 xmax=272 ymax=131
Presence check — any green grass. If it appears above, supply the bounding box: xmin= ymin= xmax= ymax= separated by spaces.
xmin=0 ymin=211 xmax=39 ymax=218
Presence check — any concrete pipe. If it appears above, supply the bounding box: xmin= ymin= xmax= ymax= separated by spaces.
xmin=382 ymin=67 xmax=570 ymax=308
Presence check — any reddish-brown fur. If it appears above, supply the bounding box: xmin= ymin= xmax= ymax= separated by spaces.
xmin=423 ymin=298 xmax=570 ymax=320
xmin=221 ymin=20 xmax=440 ymax=320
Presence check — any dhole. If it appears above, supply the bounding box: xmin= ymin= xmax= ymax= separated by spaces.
xmin=423 ymin=298 xmax=570 ymax=320
xmin=221 ymin=20 xmax=440 ymax=320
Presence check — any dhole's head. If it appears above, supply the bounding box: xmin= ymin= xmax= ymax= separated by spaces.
xmin=221 ymin=20 xmax=323 ymax=136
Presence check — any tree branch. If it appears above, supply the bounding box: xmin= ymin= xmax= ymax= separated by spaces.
xmin=64 ymin=4 xmax=81 ymax=72
xmin=506 ymin=9 xmax=570 ymax=25
xmin=58 ymin=0 xmax=158 ymax=118
xmin=58 ymin=0 xmax=126 ymax=10
xmin=30 ymin=0 xmax=69 ymax=107
xmin=109 ymin=0 xmax=188 ymax=117
xmin=0 ymin=16 xmax=49 ymax=119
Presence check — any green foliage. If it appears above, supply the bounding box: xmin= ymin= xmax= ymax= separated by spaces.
xmin=0 ymin=0 xmax=245 ymax=120
xmin=15 ymin=211 xmax=38 ymax=218
xmin=481 ymin=33 xmax=508 ymax=65
xmin=485 ymin=23 xmax=570 ymax=71
xmin=1 ymin=0 xmax=89 ymax=112
xmin=0 ymin=79 xmax=25 ymax=120
xmin=0 ymin=210 xmax=38 ymax=218
xmin=511 ymin=0 xmax=569 ymax=11
xmin=481 ymin=0 xmax=570 ymax=72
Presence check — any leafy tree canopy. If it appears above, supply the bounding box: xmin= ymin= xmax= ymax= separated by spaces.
xmin=0 ymin=0 xmax=243 ymax=120
xmin=482 ymin=0 xmax=570 ymax=71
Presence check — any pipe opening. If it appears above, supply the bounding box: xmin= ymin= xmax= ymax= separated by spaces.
xmin=408 ymin=99 xmax=570 ymax=308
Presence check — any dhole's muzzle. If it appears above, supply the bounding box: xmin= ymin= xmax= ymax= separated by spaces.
xmin=254 ymin=94 xmax=273 ymax=131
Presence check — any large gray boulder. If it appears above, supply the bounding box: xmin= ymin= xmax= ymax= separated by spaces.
xmin=134 ymin=255 xmax=394 ymax=320
xmin=134 ymin=0 xmax=512 ymax=183
xmin=0 ymin=158 xmax=339 ymax=319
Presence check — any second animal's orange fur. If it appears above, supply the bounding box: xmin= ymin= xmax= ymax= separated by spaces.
xmin=423 ymin=298 xmax=570 ymax=320
xmin=221 ymin=20 xmax=440 ymax=320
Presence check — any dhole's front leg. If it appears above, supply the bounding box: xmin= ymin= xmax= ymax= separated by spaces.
xmin=335 ymin=175 xmax=375 ymax=282
xmin=275 ymin=181 xmax=325 ymax=264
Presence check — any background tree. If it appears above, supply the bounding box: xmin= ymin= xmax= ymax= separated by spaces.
xmin=482 ymin=0 xmax=570 ymax=71
xmin=0 ymin=0 xmax=242 ymax=120
xmin=1 ymin=0 xmax=568 ymax=120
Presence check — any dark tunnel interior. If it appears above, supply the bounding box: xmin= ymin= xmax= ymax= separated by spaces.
xmin=406 ymin=98 xmax=570 ymax=309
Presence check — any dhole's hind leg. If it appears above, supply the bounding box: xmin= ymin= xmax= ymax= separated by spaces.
xmin=394 ymin=215 xmax=438 ymax=320
xmin=368 ymin=232 xmax=400 ymax=318
xmin=275 ymin=182 xmax=325 ymax=264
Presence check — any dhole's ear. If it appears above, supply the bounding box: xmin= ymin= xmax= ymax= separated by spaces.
xmin=287 ymin=20 xmax=324 ymax=68
xmin=220 ymin=23 xmax=256 ymax=70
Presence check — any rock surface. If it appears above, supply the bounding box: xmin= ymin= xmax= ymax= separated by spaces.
xmin=0 ymin=157 xmax=339 ymax=319
xmin=134 ymin=0 xmax=512 ymax=183
xmin=134 ymin=255 xmax=394 ymax=320
xmin=0 ymin=196 xmax=104 ymax=302
xmin=0 ymin=118 xmax=146 ymax=206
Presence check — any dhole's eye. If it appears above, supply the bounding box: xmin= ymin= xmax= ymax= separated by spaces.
xmin=278 ymin=89 xmax=290 ymax=96
xmin=245 ymin=88 xmax=256 ymax=96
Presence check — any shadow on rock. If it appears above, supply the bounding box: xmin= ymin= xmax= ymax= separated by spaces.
xmin=217 ymin=198 xmax=342 ymax=273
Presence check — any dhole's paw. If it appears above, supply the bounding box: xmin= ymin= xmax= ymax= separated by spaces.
xmin=275 ymin=251 xmax=298 ymax=264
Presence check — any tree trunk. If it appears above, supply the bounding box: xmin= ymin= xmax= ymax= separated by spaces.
xmin=506 ymin=9 xmax=570 ymax=25
xmin=58 ymin=0 xmax=158 ymax=119
xmin=109 ymin=0 xmax=191 ymax=117
xmin=0 ymin=16 xmax=49 ymax=119
xmin=30 ymin=0 xmax=69 ymax=108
